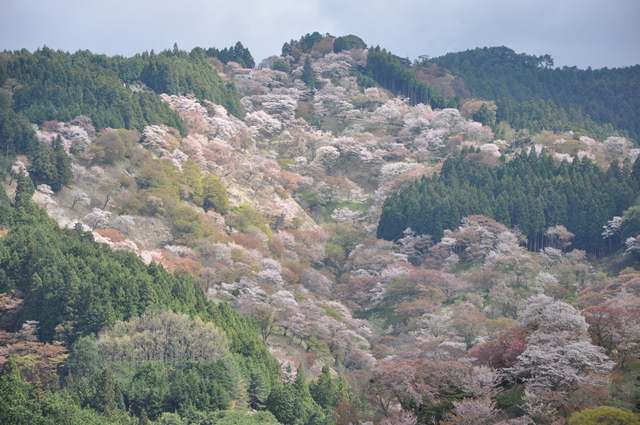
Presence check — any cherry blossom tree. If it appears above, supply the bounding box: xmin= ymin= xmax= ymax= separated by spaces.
xmin=509 ymin=295 xmax=614 ymax=419
xmin=441 ymin=397 xmax=497 ymax=425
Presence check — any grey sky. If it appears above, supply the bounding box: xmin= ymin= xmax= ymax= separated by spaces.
xmin=2 ymin=0 xmax=639 ymax=68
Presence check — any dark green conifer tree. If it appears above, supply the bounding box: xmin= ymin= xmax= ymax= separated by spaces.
xmin=302 ymin=57 xmax=316 ymax=89
xmin=14 ymin=173 xmax=34 ymax=210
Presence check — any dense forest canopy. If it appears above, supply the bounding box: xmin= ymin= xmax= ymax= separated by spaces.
xmin=365 ymin=46 xmax=450 ymax=110
xmin=429 ymin=46 xmax=640 ymax=140
xmin=202 ymin=41 xmax=255 ymax=68
xmin=0 ymin=45 xmax=244 ymax=132
xmin=0 ymin=44 xmax=247 ymax=192
xmin=378 ymin=150 xmax=639 ymax=253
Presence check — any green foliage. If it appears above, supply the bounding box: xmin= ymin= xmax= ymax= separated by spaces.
xmin=282 ymin=32 xmax=325 ymax=57
xmin=79 ymin=311 xmax=240 ymax=419
xmin=6 ymin=47 xmax=186 ymax=132
xmin=0 ymin=357 xmax=130 ymax=425
xmin=0 ymin=106 xmax=39 ymax=155
xmin=200 ymin=42 xmax=255 ymax=68
xmin=472 ymin=104 xmax=496 ymax=128
xmin=128 ymin=363 xmax=170 ymax=419
xmin=0 ymin=100 xmax=72 ymax=193
xmin=167 ymin=361 xmax=236 ymax=413
xmin=203 ymin=173 xmax=229 ymax=214
xmin=302 ymin=57 xmax=316 ymax=89
xmin=13 ymin=172 xmax=35 ymax=210
xmin=156 ymin=413 xmax=185 ymax=425
xmin=119 ymin=359 xmax=239 ymax=419
xmin=365 ymin=46 xmax=449 ymax=109
xmin=567 ymin=406 xmax=640 ymax=425
xmin=181 ymin=160 xmax=205 ymax=206
xmin=495 ymin=385 xmax=525 ymax=417
xmin=0 ymin=178 xmax=14 ymax=224
xmin=333 ymin=35 xmax=366 ymax=53
xmin=621 ymin=205 xmax=640 ymax=240
xmin=309 ymin=365 xmax=351 ymax=418
xmin=52 ymin=137 xmax=72 ymax=188
xmin=4 ymin=45 xmax=245 ymax=136
xmin=0 ymin=199 xmax=285 ymax=422
xmin=229 ymin=204 xmax=271 ymax=235
xmin=378 ymin=151 xmax=638 ymax=253
xmin=135 ymin=50 xmax=242 ymax=116
xmin=354 ymin=71 xmax=376 ymax=89
xmin=90 ymin=129 xmax=140 ymax=165
xmin=267 ymin=366 xmax=327 ymax=425
xmin=28 ymin=142 xmax=57 ymax=186
xmin=0 ymin=206 xmax=208 ymax=340
xmin=180 ymin=409 xmax=281 ymax=425
xmin=28 ymin=137 xmax=72 ymax=191
xmin=0 ymin=358 xmax=37 ymax=425
xmin=272 ymin=58 xmax=292 ymax=74
xmin=497 ymin=98 xmax=618 ymax=139
xmin=431 ymin=46 xmax=639 ymax=140
xmin=62 ymin=308 xmax=281 ymax=422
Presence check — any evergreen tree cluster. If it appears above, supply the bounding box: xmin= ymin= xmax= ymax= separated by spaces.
xmin=378 ymin=151 xmax=639 ymax=253
xmin=2 ymin=45 xmax=246 ymax=135
xmin=3 ymin=47 xmax=186 ymax=132
xmin=282 ymin=32 xmax=326 ymax=57
xmin=332 ymin=35 xmax=366 ymax=53
xmin=28 ymin=136 xmax=72 ymax=191
xmin=302 ymin=57 xmax=317 ymax=89
xmin=0 ymin=98 xmax=72 ymax=192
xmin=0 ymin=106 xmax=39 ymax=156
xmin=282 ymin=32 xmax=367 ymax=57
xmin=105 ymin=46 xmax=243 ymax=117
xmin=0 ymin=45 xmax=245 ymax=190
xmin=0 ymin=205 xmax=209 ymax=341
xmin=267 ymin=365 xmax=353 ymax=425
xmin=202 ymin=41 xmax=255 ymax=68
xmin=496 ymin=98 xmax=619 ymax=139
xmin=365 ymin=47 xmax=450 ymax=109
xmin=430 ymin=46 xmax=640 ymax=140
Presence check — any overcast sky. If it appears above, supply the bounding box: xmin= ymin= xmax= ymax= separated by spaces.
xmin=2 ymin=0 xmax=639 ymax=68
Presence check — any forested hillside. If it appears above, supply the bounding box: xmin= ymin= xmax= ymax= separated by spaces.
xmin=430 ymin=46 xmax=640 ymax=140
xmin=1 ymin=34 xmax=639 ymax=425
xmin=0 ymin=45 xmax=243 ymax=131
xmin=378 ymin=150 xmax=639 ymax=253
xmin=0 ymin=179 xmax=352 ymax=424
xmin=364 ymin=47 xmax=450 ymax=109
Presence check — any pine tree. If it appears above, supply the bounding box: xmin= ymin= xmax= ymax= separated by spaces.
xmin=0 ymin=358 xmax=37 ymax=425
xmin=29 ymin=143 xmax=56 ymax=187
xmin=310 ymin=366 xmax=338 ymax=410
xmin=94 ymin=368 xmax=117 ymax=415
xmin=14 ymin=173 xmax=35 ymax=210
xmin=52 ymin=136 xmax=72 ymax=191
xmin=302 ymin=57 xmax=316 ymax=90
xmin=632 ymin=157 xmax=640 ymax=189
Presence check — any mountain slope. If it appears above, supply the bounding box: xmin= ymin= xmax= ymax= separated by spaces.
xmin=1 ymin=36 xmax=639 ymax=424
xmin=429 ymin=46 xmax=640 ymax=140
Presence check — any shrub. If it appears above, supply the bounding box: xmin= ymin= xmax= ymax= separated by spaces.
xmin=271 ymin=58 xmax=291 ymax=74
xmin=333 ymin=35 xmax=366 ymax=53
xmin=568 ymin=406 xmax=640 ymax=425
xmin=90 ymin=129 xmax=140 ymax=164
xmin=229 ymin=204 xmax=271 ymax=236
xmin=203 ymin=174 xmax=229 ymax=214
